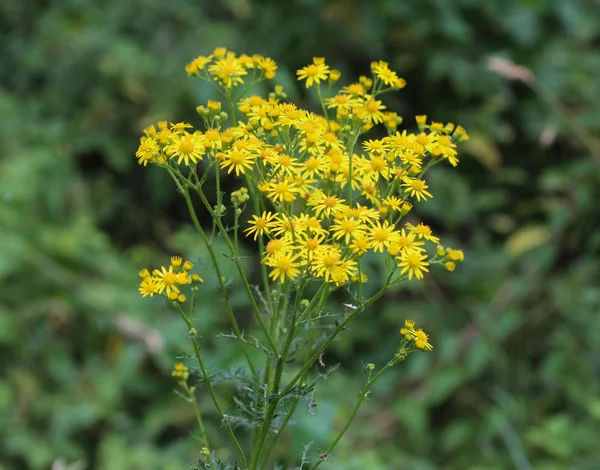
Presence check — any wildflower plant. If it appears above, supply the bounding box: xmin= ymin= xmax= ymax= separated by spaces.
xmin=136 ymin=48 xmax=468 ymax=469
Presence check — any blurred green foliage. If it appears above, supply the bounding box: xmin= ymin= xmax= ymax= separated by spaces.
xmin=2 ymin=0 xmax=599 ymax=469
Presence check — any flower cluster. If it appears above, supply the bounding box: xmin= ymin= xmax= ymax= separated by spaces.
xmin=186 ymin=48 xmax=278 ymax=87
xmin=172 ymin=363 xmax=190 ymax=381
xmin=135 ymin=48 xmax=468 ymax=289
xmin=133 ymin=48 xmax=470 ymax=469
xmin=400 ymin=319 xmax=433 ymax=351
xmin=138 ymin=256 xmax=202 ymax=302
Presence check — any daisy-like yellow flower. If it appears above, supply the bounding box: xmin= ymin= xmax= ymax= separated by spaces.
xmin=427 ymin=135 xmax=459 ymax=166
xmin=136 ymin=137 xmax=159 ymax=166
xmin=371 ymin=60 xmax=406 ymax=89
xmin=297 ymin=58 xmax=330 ymax=88
xmin=153 ymin=266 xmax=181 ymax=296
xmin=266 ymin=252 xmax=302 ymax=283
xmin=295 ymin=214 xmax=328 ymax=237
xmin=166 ymin=132 xmax=205 ymax=166
xmin=401 ymin=176 xmax=433 ymax=201
xmin=267 ymin=179 xmax=299 ymax=204
xmin=186 ymin=55 xmax=213 ymax=75
xmin=363 ymin=139 xmax=387 ymax=155
xmin=297 ymin=233 xmax=325 ymax=261
xmin=139 ymin=277 xmax=160 ymax=297
xmin=244 ymin=211 xmax=278 ymax=240
xmin=362 ymin=96 xmax=386 ymax=124
xmin=325 ymin=93 xmax=360 ymax=110
xmin=262 ymin=238 xmax=293 ymax=263
xmin=405 ymin=222 xmax=440 ymax=243
xmin=391 ymin=229 xmax=425 ymax=256
xmin=271 ymin=214 xmax=302 ymax=239
xmin=413 ymin=329 xmax=433 ymax=351
xmin=368 ymin=220 xmax=399 ymax=253
xmin=308 ymin=192 xmax=348 ymax=218
xmin=381 ymin=196 xmax=403 ymax=212
xmin=311 ymin=246 xmax=357 ymax=285
xmin=330 ymin=217 xmax=365 ymax=244
xmin=256 ymin=56 xmax=278 ymax=79
xmin=203 ymin=128 xmax=223 ymax=150
xmin=220 ymin=148 xmax=257 ymax=176
xmin=397 ymin=251 xmax=430 ymax=280
xmin=341 ymin=82 xmax=365 ymax=96
xmin=349 ymin=234 xmax=372 ymax=255
xmin=208 ymin=54 xmax=248 ymax=88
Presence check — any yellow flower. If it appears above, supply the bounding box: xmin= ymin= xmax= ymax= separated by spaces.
xmin=397 ymin=251 xmax=430 ymax=280
xmin=136 ymin=137 xmax=159 ymax=166
xmin=297 ymin=59 xmax=330 ymax=88
xmin=362 ymin=97 xmax=386 ymax=124
xmin=413 ymin=329 xmax=433 ymax=351
xmin=166 ymin=132 xmax=205 ymax=166
xmin=368 ymin=220 xmax=399 ymax=253
xmin=172 ymin=363 xmax=190 ymax=380
xmin=267 ymin=179 xmax=299 ymax=204
xmin=401 ymin=177 xmax=433 ymax=201
xmin=266 ymin=252 xmax=302 ymax=283
xmin=244 ymin=211 xmax=278 ymax=240
xmin=308 ymin=192 xmax=348 ymax=218
xmin=208 ymin=54 xmax=248 ymax=88
xmin=220 ymin=148 xmax=257 ymax=176
xmin=330 ymin=217 xmax=365 ymax=244
xmin=139 ymin=277 xmax=160 ymax=297
xmin=256 ymin=56 xmax=278 ymax=79
xmin=311 ymin=246 xmax=357 ymax=285
xmin=295 ymin=214 xmax=328 ymax=237
xmin=262 ymin=238 xmax=293 ymax=263
xmin=447 ymin=248 xmax=464 ymax=262
xmin=325 ymin=94 xmax=360 ymax=110
xmin=349 ymin=234 xmax=372 ymax=255
xmin=405 ymin=223 xmax=440 ymax=243
xmin=171 ymin=256 xmax=182 ymax=268
xmin=154 ymin=266 xmax=181 ymax=296
xmin=186 ymin=55 xmax=213 ymax=75
xmin=297 ymin=234 xmax=325 ymax=261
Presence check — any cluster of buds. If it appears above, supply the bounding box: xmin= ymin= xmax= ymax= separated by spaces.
xmin=172 ymin=363 xmax=190 ymax=381
xmin=231 ymin=187 xmax=250 ymax=206
xmin=435 ymin=246 xmax=465 ymax=272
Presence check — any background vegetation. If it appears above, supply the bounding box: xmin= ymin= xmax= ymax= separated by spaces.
xmin=2 ymin=0 xmax=599 ymax=469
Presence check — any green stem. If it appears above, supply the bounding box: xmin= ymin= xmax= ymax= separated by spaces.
xmin=316 ymin=84 xmax=330 ymax=125
xmin=244 ymin=174 xmax=274 ymax=314
xmin=227 ymin=89 xmax=238 ymax=126
xmin=187 ymin=384 xmax=211 ymax=448
xmin=307 ymin=360 xmax=396 ymax=469
xmin=193 ymin=184 xmax=278 ymax=353
xmin=346 ymin=132 xmax=360 ymax=206
xmin=174 ymin=304 xmax=248 ymax=468
xmin=281 ymin=270 xmax=395 ymax=398
xmin=252 ymin=283 xmax=329 ymax=468
xmin=167 ymin=168 xmax=258 ymax=380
